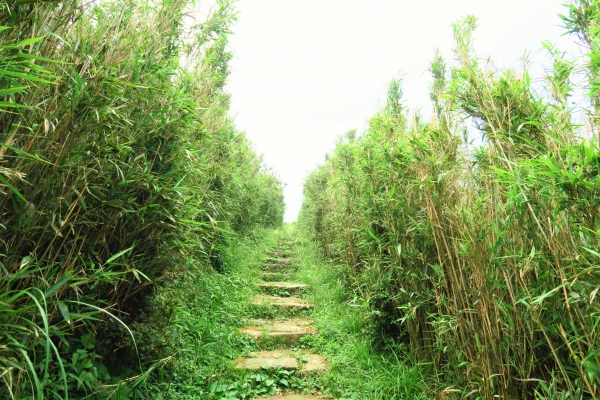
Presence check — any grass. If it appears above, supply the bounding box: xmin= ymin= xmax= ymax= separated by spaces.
xmin=289 ymin=225 xmax=433 ymax=400
xmin=135 ymin=227 xmax=316 ymax=399
xmin=138 ymin=224 xmax=434 ymax=399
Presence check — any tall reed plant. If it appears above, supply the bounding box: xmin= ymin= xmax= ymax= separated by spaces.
xmin=0 ymin=0 xmax=283 ymax=398
xmin=300 ymin=7 xmax=600 ymax=398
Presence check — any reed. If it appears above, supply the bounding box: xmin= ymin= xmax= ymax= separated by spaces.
xmin=0 ymin=0 xmax=283 ymax=398
xmin=299 ymin=7 xmax=600 ymax=398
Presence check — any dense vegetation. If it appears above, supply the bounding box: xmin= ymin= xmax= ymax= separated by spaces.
xmin=0 ymin=0 xmax=283 ymax=398
xmin=299 ymin=6 xmax=600 ymax=399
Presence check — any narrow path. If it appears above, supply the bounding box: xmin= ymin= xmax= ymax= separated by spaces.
xmin=232 ymin=238 xmax=328 ymax=399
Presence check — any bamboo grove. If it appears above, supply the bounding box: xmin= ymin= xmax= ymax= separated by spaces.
xmin=0 ymin=0 xmax=284 ymax=398
xmin=299 ymin=6 xmax=600 ymax=400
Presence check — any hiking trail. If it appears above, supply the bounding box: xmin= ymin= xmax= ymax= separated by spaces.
xmin=232 ymin=238 xmax=328 ymax=399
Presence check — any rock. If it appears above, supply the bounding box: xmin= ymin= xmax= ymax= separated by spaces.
xmin=263 ymin=263 xmax=295 ymax=271
xmin=265 ymin=257 xmax=293 ymax=265
xmin=269 ymin=250 xmax=291 ymax=258
xmin=260 ymin=272 xmax=289 ymax=281
xmin=300 ymin=354 xmax=328 ymax=373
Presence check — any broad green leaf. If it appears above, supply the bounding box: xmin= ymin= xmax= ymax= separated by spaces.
xmin=20 ymin=256 xmax=31 ymax=268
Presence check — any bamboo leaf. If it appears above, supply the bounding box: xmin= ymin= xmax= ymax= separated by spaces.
xmin=57 ymin=301 xmax=70 ymax=324
xmin=367 ymin=230 xmax=380 ymax=244
xmin=0 ymin=87 xmax=27 ymax=96
xmin=0 ymin=143 xmax=53 ymax=164
xmin=15 ymin=36 xmax=45 ymax=47
xmin=104 ymin=246 xmax=134 ymax=266
xmin=0 ymin=174 xmax=27 ymax=203
xmin=0 ymin=69 xmax=55 ymax=84
xmin=0 ymin=101 xmax=28 ymax=108
xmin=44 ymin=276 xmax=69 ymax=299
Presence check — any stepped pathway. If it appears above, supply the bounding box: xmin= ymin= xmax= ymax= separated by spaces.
xmin=232 ymin=240 xmax=327 ymax=399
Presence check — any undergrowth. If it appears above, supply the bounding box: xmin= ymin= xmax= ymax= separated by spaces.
xmin=137 ymin=228 xmax=324 ymax=400
xmin=291 ymin=224 xmax=432 ymax=400
xmin=134 ymin=229 xmax=274 ymax=399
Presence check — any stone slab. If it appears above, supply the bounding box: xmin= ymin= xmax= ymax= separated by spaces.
xmin=301 ymin=354 xmax=328 ymax=372
xmin=260 ymin=272 xmax=289 ymax=281
xmin=233 ymin=349 xmax=329 ymax=373
xmin=264 ymin=263 xmax=295 ymax=271
xmin=237 ymin=350 xmax=328 ymax=373
xmin=233 ymin=356 xmax=297 ymax=370
xmin=240 ymin=318 xmax=316 ymax=343
xmin=265 ymin=257 xmax=293 ymax=265
xmin=252 ymin=295 xmax=314 ymax=311
xmin=256 ymin=282 xmax=308 ymax=294
xmin=269 ymin=250 xmax=291 ymax=258
xmin=262 ymin=395 xmax=323 ymax=400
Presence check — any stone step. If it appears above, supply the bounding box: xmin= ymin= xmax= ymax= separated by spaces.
xmin=298 ymin=353 xmax=329 ymax=373
xmin=276 ymin=241 xmax=296 ymax=246
xmin=262 ymin=396 xmax=323 ymax=400
xmin=256 ymin=282 xmax=308 ymax=294
xmin=260 ymin=272 xmax=289 ymax=281
xmin=240 ymin=318 xmax=316 ymax=343
xmin=264 ymin=263 xmax=295 ymax=271
xmin=233 ymin=355 xmax=297 ymax=370
xmin=269 ymin=250 xmax=292 ymax=258
xmin=233 ymin=350 xmax=328 ymax=373
xmin=273 ymin=248 xmax=295 ymax=254
xmin=252 ymin=295 xmax=314 ymax=311
xmin=265 ymin=257 xmax=293 ymax=265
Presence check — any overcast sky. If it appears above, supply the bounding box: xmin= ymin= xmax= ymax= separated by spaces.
xmin=225 ymin=0 xmax=583 ymax=222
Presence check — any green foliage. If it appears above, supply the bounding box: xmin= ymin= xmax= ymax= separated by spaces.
xmin=206 ymin=368 xmax=309 ymax=400
xmin=293 ymin=227 xmax=432 ymax=399
xmin=134 ymin=228 xmax=328 ymax=400
xmin=299 ymin=10 xmax=600 ymax=399
xmin=0 ymin=0 xmax=283 ymax=398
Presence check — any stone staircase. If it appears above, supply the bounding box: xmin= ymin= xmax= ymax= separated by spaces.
xmin=232 ymin=240 xmax=327 ymax=399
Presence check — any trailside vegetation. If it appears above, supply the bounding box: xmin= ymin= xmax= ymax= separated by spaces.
xmin=299 ymin=6 xmax=600 ymax=399
xmin=0 ymin=0 xmax=283 ymax=398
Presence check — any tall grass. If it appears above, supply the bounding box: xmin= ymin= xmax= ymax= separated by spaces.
xmin=299 ymin=6 xmax=600 ymax=399
xmin=0 ymin=0 xmax=283 ymax=398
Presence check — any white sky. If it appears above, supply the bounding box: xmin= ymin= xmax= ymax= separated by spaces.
xmin=225 ymin=0 xmax=584 ymax=222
